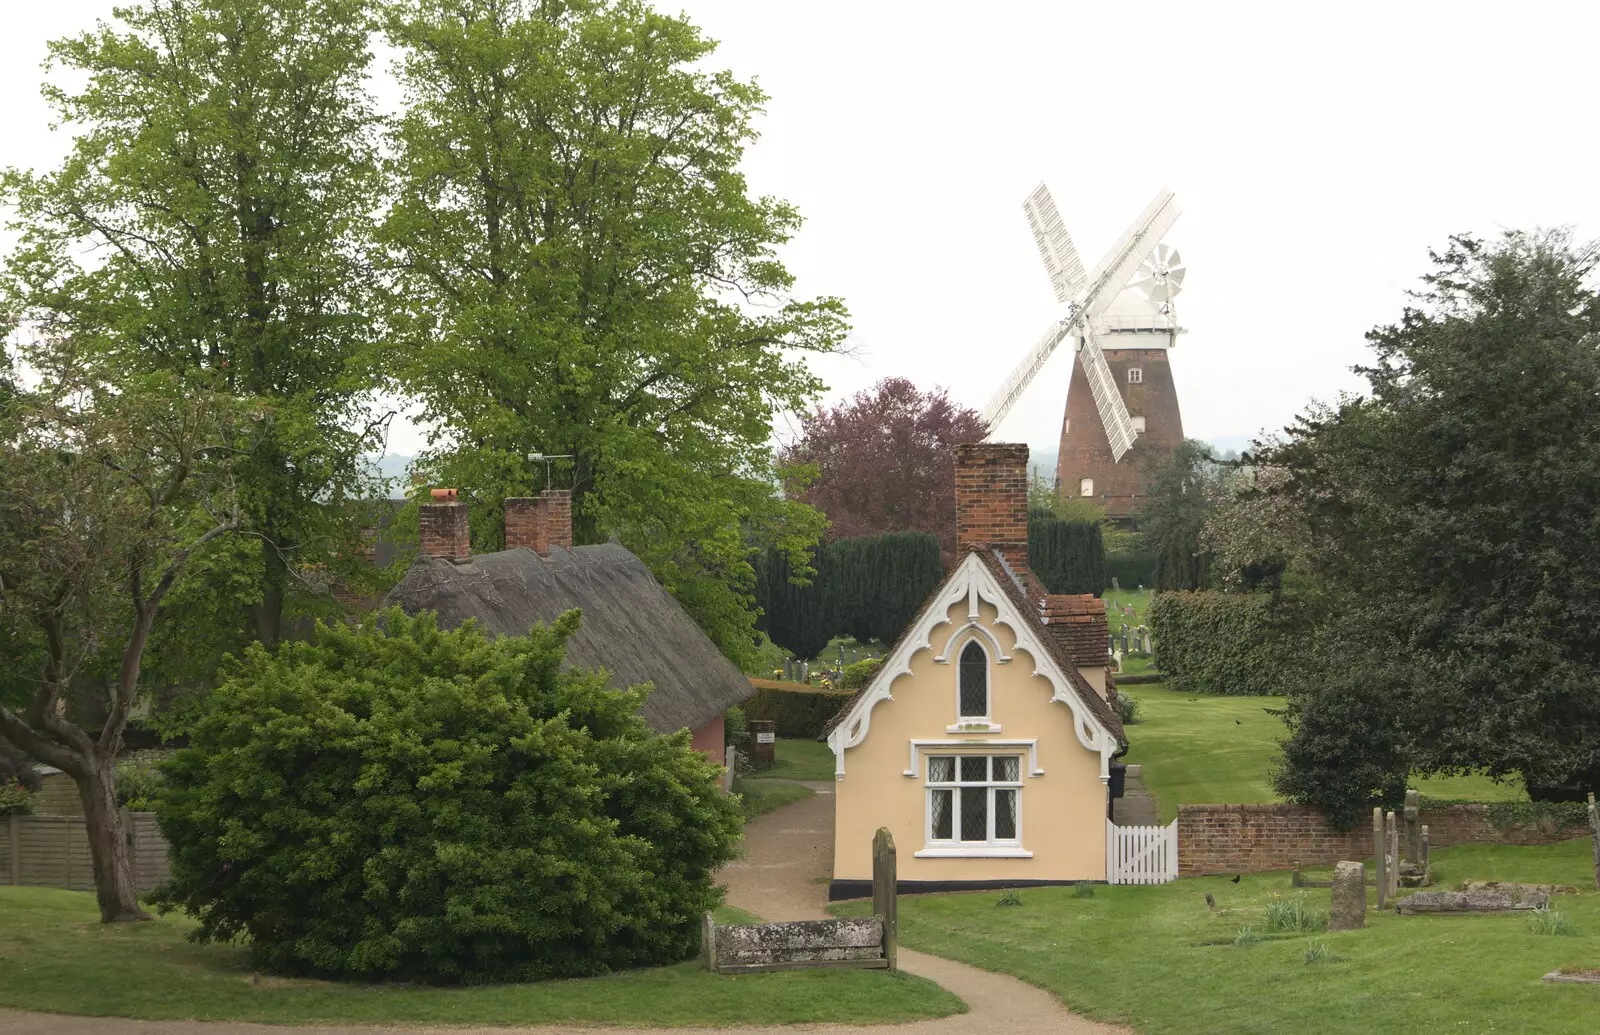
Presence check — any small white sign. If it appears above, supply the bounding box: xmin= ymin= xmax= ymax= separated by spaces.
xmin=756 ymin=732 xmax=775 ymax=744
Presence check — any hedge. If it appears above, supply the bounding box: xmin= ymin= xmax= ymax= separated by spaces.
xmin=1105 ymin=551 xmax=1157 ymax=591
xmin=1148 ymin=590 xmax=1305 ymax=696
xmin=1028 ymin=511 xmax=1105 ymax=595
xmin=742 ymin=685 xmax=855 ymax=739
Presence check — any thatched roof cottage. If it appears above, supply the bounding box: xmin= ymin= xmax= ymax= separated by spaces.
xmin=384 ymin=491 xmax=750 ymax=763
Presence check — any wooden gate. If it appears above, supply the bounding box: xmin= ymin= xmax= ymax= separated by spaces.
xmin=1106 ymin=819 xmax=1178 ymax=884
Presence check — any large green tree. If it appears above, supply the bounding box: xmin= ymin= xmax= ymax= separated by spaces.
xmin=1 ymin=0 xmax=385 ymax=653
xmin=380 ymin=0 xmax=846 ymax=667
xmin=0 ymin=343 xmax=243 ymax=922
xmin=1137 ymin=439 xmax=1226 ymax=591
xmin=1264 ymin=230 xmax=1600 ymax=815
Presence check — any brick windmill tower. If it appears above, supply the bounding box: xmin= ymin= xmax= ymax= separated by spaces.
xmin=982 ymin=185 xmax=1187 ymax=523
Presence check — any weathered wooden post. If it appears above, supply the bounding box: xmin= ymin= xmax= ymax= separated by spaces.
xmin=1587 ymin=792 xmax=1599 ymax=891
xmin=723 ymin=745 xmax=738 ymax=793
xmin=701 ymin=911 xmax=717 ymax=972
xmin=1372 ymin=807 xmax=1388 ymax=908
xmin=1403 ymin=790 xmax=1421 ymax=866
xmin=872 ymin=827 xmax=898 ymax=972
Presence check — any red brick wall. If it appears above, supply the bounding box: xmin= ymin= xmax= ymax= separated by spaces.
xmin=419 ymin=502 xmax=470 ymax=561
xmin=504 ymin=490 xmax=572 ymax=554
xmin=540 ymin=489 xmax=572 ymax=549
xmin=504 ymin=497 xmax=546 ymax=553
xmin=1055 ymin=348 xmax=1185 ymax=520
xmin=1177 ymin=802 xmax=1591 ymax=876
xmin=954 ymin=442 xmax=1029 ymax=575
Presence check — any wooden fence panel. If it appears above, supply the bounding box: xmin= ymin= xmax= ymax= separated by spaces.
xmin=3 ymin=813 xmax=169 ymax=893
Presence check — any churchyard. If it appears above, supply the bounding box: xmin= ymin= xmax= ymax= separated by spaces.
xmin=834 ymin=838 xmax=1600 ymax=1034
xmin=1121 ymin=682 xmax=1530 ymax=823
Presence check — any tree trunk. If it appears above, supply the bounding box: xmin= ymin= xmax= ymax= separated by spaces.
xmin=255 ymin=541 xmax=286 ymax=646
xmin=77 ymin=759 xmax=150 ymax=923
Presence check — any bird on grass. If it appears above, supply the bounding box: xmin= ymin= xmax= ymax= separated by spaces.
xmin=1235 ymin=719 xmax=1242 ymax=725
xmin=1231 ymin=874 xmax=1242 ymax=884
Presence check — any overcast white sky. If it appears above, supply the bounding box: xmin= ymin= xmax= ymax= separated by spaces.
xmin=5 ymin=1 xmax=1598 ymax=462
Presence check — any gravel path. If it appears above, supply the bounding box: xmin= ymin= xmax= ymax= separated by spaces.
xmin=0 ymin=778 xmax=1128 ymax=1035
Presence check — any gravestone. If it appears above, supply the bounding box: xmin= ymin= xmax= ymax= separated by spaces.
xmin=1403 ymin=790 xmax=1421 ymax=864
xmin=1385 ymin=811 xmax=1400 ymax=901
xmin=1372 ymin=807 xmax=1389 ymax=908
xmin=1588 ymin=792 xmax=1599 ymax=891
xmin=1329 ymin=861 xmax=1366 ymax=931
xmin=1398 ymin=889 xmax=1549 ymax=914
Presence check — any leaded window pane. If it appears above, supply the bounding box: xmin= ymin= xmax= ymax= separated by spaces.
xmin=995 ymin=789 xmax=1018 ymax=839
xmin=960 ymin=787 xmax=988 ymax=841
xmin=929 ymin=756 xmax=955 ymax=783
xmin=960 ymin=756 xmax=988 ymax=782
xmin=931 ymin=789 xmax=953 ymax=839
xmin=959 ymin=642 xmax=987 ymax=717
xmin=994 ymin=756 xmax=1020 ymax=782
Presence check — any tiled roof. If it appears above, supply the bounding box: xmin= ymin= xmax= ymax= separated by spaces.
xmin=1038 ymin=593 xmax=1112 ymax=669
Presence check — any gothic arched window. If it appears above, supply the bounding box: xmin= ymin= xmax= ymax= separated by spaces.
xmin=959 ymin=641 xmax=988 ymax=718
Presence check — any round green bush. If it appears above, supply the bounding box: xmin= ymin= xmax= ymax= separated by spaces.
xmin=838 ymin=656 xmax=882 ymax=690
xmin=152 ymin=609 xmax=742 ymax=984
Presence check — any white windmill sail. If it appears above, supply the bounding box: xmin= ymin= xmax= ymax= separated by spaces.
xmin=1077 ymin=323 xmax=1138 ymax=459
xmin=982 ymin=186 xmax=1182 ymax=451
xmin=981 ymin=312 xmax=1089 ymax=431
xmin=1083 ymin=189 xmax=1180 ymax=318
xmin=1023 ymin=183 xmax=1086 ymax=304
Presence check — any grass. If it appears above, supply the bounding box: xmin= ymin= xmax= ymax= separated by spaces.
xmin=836 ymin=838 xmax=1600 ymax=1034
xmin=746 ymin=737 xmax=837 ymax=782
xmin=0 ymin=887 xmax=963 ymax=1026
xmin=733 ymin=777 xmax=814 ymax=819
xmin=1121 ymin=682 xmax=1530 ymax=822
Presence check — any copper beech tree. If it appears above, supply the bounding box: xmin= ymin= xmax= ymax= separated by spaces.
xmin=0 ymin=354 xmax=242 ymax=922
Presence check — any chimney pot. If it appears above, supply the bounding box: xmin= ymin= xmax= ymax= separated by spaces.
xmin=419 ymin=498 xmax=470 ymax=562
xmin=430 ymin=488 xmax=458 ymax=501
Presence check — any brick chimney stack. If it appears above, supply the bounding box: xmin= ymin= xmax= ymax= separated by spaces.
xmin=504 ymin=489 xmax=573 ymax=555
xmin=419 ymin=489 xmax=471 ymax=562
xmin=954 ymin=443 xmax=1030 ymax=579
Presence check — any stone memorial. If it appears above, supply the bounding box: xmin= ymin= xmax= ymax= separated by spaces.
xmin=1329 ymin=861 xmax=1366 ymax=931
xmin=1398 ymin=889 xmax=1550 ymax=914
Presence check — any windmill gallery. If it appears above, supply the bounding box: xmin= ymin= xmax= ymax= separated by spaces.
xmin=984 ymin=185 xmax=1190 ymax=520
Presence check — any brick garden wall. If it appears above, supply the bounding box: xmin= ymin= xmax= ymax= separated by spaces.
xmin=1178 ymin=802 xmax=1591 ymax=876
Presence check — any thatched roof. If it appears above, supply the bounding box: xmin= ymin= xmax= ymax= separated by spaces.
xmin=383 ymin=544 xmax=752 ymax=735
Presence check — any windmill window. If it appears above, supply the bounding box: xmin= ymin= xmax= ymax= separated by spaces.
xmin=925 ymin=754 xmax=1023 ymax=849
xmin=958 ymin=642 xmax=988 ymax=718
xmin=1079 ymin=478 xmax=1094 ymax=497
xmin=1132 ymin=416 xmax=1147 ymax=433
xmin=1127 ymin=367 xmax=1144 ymax=384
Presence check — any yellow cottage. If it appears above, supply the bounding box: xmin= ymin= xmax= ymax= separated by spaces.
xmin=826 ymin=443 xmax=1128 ymax=899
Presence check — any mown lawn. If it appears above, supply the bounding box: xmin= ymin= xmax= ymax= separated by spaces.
xmin=839 ymin=839 xmax=1600 ymax=1035
xmin=734 ymin=777 xmax=815 ymax=818
xmin=0 ymin=888 xmax=962 ymax=1026
xmin=748 ymin=736 xmax=836 ymax=782
xmin=1122 ymin=683 xmax=1528 ymax=822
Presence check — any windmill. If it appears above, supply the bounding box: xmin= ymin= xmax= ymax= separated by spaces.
xmin=981 ymin=184 xmax=1188 ymax=520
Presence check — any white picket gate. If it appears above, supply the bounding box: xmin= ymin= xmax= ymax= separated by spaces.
xmin=1106 ymin=819 xmax=1179 ymax=884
